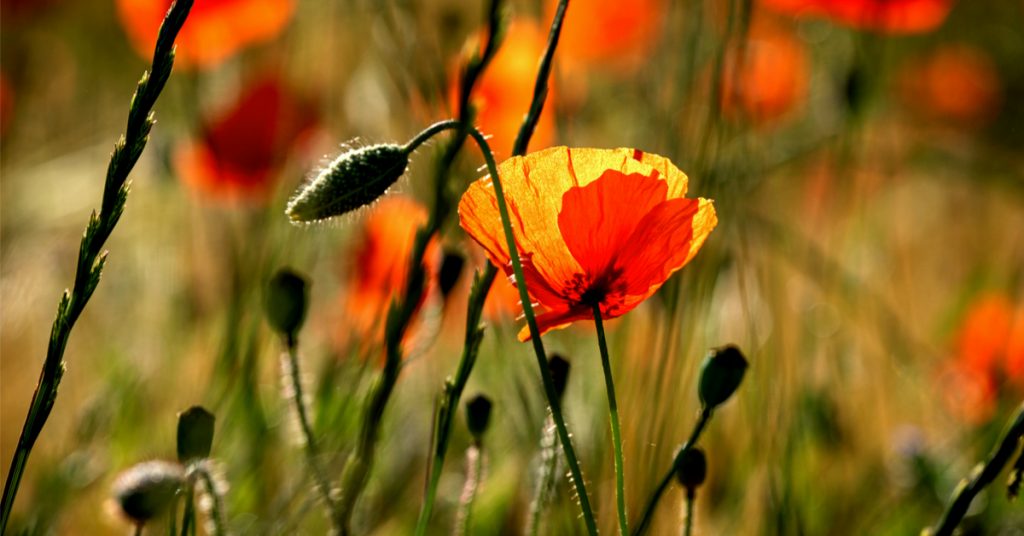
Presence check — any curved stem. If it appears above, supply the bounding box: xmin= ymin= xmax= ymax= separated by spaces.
xmin=594 ymin=304 xmax=628 ymax=534
xmin=632 ymin=408 xmax=713 ymax=536
xmin=284 ymin=341 xmax=341 ymax=528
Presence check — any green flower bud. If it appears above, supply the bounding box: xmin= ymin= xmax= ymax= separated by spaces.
xmin=112 ymin=460 xmax=184 ymax=525
xmin=698 ymin=345 xmax=748 ymax=410
xmin=286 ymin=144 xmax=409 ymax=223
xmin=265 ymin=268 xmax=309 ymax=341
xmin=177 ymin=406 xmax=215 ymax=462
xmin=674 ymin=447 xmax=707 ymax=491
xmin=465 ymin=394 xmax=493 ymax=440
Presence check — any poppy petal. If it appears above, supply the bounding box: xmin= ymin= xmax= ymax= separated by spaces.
xmin=517 ymin=306 xmax=592 ymax=342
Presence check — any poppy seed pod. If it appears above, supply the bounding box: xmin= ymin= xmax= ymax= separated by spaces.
xmin=439 ymin=251 xmax=466 ymax=299
xmin=698 ymin=345 xmax=748 ymax=410
xmin=465 ymin=394 xmax=493 ymax=440
xmin=177 ymin=406 xmax=215 ymax=462
xmin=265 ymin=269 xmax=309 ymax=341
xmin=548 ymin=354 xmax=571 ymax=401
xmin=286 ymin=144 xmax=409 ymax=223
xmin=112 ymin=460 xmax=185 ymax=525
xmin=673 ymin=447 xmax=707 ymax=491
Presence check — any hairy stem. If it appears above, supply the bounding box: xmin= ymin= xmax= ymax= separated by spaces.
xmin=594 ymin=304 xmax=628 ymax=534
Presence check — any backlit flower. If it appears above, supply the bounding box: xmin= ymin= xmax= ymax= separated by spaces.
xmin=175 ymin=73 xmax=317 ymax=202
xmin=116 ymin=0 xmax=295 ymax=68
xmin=720 ymin=20 xmax=808 ymax=125
xmin=459 ymin=147 xmax=717 ymax=340
xmin=454 ymin=19 xmax=555 ymax=157
xmin=761 ymin=0 xmax=952 ymax=34
xmin=345 ymin=196 xmax=440 ymax=347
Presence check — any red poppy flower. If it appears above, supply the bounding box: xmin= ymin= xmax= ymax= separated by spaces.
xmin=116 ymin=0 xmax=295 ymax=68
xmin=345 ymin=196 xmax=440 ymax=347
xmin=459 ymin=147 xmax=717 ymax=341
xmin=550 ymin=0 xmax=665 ymax=73
xmin=453 ymin=19 xmax=556 ymax=157
xmin=761 ymin=0 xmax=952 ymax=34
xmin=720 ymin=20 xmax=808 ymax=125
xmin=175 ymin=73 xmax=317 ymax=202
xmin=898 ymin=45 xmax=1002 ymax=127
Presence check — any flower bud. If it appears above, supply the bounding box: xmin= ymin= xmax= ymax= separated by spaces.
xmin=265 ymin=268 xmax=309 ymax=341
xmin=286 ymin=144 xmax=409 ymax=223
xmin=674 ymin=447 xmax=707 ymax=491
xmin=439 ymin=251 xmax=465 ymax=298
xmin=548 ymin=353 xmax=570 ymax=401
xmin=698 ymin=345 xmax=748 ymax=410
xmin=465 ymin=394 xmax=493 ymax=440
xmin=177 ymin=406 xmax=215 ymax=462
xmin=112 ymin=460 xmax=185 ymax=525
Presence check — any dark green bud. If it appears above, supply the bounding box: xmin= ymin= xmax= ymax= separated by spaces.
xmin=439 ymin=251 xmax=465 ymax=298
xmin=177 ymin=406 xmax=215 ymax=462
xmin=698 ymin=345 xmax=748 ymax=410
xmin=548 ymin=354 xmax=570 ymax=401
xmin=265 ymin=268 xmax=309 ymax=341
xmin=286 ymin=144 xmax=409 ymax=223
xmin=112 ymin=461 xmax=184 ymax=525
xmin=674 ymin=447 xmax=707 ymax=491
xmin=465 ymin=394 xmax=493 ymax=440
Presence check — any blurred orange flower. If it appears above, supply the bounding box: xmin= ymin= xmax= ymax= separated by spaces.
xmin=898 ymin=45 xmax=1002 ymax=127
xmin=720 ymin=20 xmax=808 ymax=125
xmin=454 ymin=19 xmax=555 ymax=157
xmin=761 ymin=0 xmax=952 ymax=34
xmin=943 ymin=293 xmax=1024 ymax=423
xmin=345 ymin=196 xmax=440 ymax=347
xmin=459 ymin=147 xmax=717 ymax=341
xmin=175 ymin=73 xmax=317 ymax=202
xmin=116 ymin=0 xmax=295 ymax=68
xmin=551 ymin=0 xmax=665 ymax=73
xmin=483 ymin=274 xmax=522 ymax=321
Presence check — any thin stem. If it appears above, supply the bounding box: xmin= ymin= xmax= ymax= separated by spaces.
xmin=180 ymin=485 xmax=196 ymax=536
xmin=133 ymin=523 xmax=143 ymax=536
xmin=526 ymin=416 xmax=561 ymax=536
xmin=192 ymin=466 xmax=226 ymax=536
xmin=683 ymin=489 xmax=695 ymax=536
xmin=930 ymin=403 xmax=1024 ymax=536
xmin=464 ymin=127 xmax=598 ymax=535
xmin=0 ymin=1 xmax=193 ymax=531
xmin=284 ymin=341 xmax=341 ymax=528
xmin=594 ymin=304 xmax=628 ymax=535
xmin=632 ymin=408 xmax=713 ymax=536
xmin=454 ymin=444 xmax=484 ymax=536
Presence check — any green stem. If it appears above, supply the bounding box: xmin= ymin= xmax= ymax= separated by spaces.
xmin=594 ymin=304 xmax=628 ymax=534
xmin=930 ymin=403 xmax=1024 ymax=536
xmin=683 ymin=489 xmax=695 ymax=536
xmin=0 ymin=2 xmax=193 ymax=532
xmin=284 ymin=340 xmax=342 ymax=528
xmin=632 ymin=408 xmax=712 ymax=536
xmin=180 ymin=485 xmax=196 ymax=536
xmin=526 ymin=416 xmax=561 ymax=536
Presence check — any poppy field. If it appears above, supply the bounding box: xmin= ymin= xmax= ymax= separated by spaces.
xmin=2 ymin=0 xmax=1024 ymax=534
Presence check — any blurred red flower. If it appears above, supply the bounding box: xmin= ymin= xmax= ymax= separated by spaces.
xmin=761 ymin=0 xmax=953 ymax=34
xmin=550 ymin=0 xmax=665 ymax=74
xmin=175 ymin=73 xmax=317 ymax=202
xmin=720 ymin=20 xmax=808 ymax=125
xmin=898 ymin=44 xmax=1002 ymax=127
xmin=943 ymin=294 xmax=1024 ymax=423
xmin=116 ymin=0 xmax=295 ymax=68
xmin=0 ymin=72 xmax=13 ymax=138
xmin=459 ymin=147 xmax=717 ymax=341
xmin=453 ymin=19 xmax=556 ymax=157
xmin=345 ymin=196 xmax=440 ymax=348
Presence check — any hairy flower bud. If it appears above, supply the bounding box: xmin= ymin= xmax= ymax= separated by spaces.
xmin=177 ymin=406 xmax=215 ymax=462
xmin=286 ymin=144 xmax=409 ymax=223
xmin=112 ymin=460 xmax=185 ymax=525
xmin=265 ymin=268 xmax=309 ymax=341
xmin=465 ymin=394 xmax=493 ymax=440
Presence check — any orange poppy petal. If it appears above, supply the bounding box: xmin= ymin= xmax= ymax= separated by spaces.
xmin=618 ymin=198 xmax=718 ymax=300
xmin=558 ymin=169 xmax=668 ymax=276
xmin=517 ymin=306 xmax=592 ymax=342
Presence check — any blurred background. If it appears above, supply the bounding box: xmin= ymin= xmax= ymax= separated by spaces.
xmin=2 ymin=0 xmax=1024 ymax=533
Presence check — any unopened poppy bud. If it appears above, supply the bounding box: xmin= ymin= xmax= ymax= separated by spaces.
xmin=674 ymin=447 xmax=707 ymax=491
xmin=548 ymin=354 xmax=571 ymax=401
xmin=439 ymin=251 xmax=465 ymax=298
xmin=112 ymin=460 xmax=185 ymax=525
xmin=265 ymin=268 xmax=309 ymax=341
xmin=698 ymin=345 xmax=748 ymax=410
xmin=286 ymin=144 xmax=409 ymax=223
xmin=177 ymin=406 xmax=215 ymax=462
xmin=465 ymin=394 xmax=493 ymax=440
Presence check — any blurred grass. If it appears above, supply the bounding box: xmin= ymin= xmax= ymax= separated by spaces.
xmin=3 ymin=0 xmax=1024 ymax=534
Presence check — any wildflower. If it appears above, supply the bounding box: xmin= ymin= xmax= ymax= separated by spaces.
xmin=720 ymin=20 xmax=808 ymax=125
xmin=175 ymin=73 xmax=318 ymax=203
xmin=344 ymin=196 xmax=440 ymax=347
xmin=459 ymin=147 xmax=717 ymax=341
xmin=116 ymin=0 xmax=296 ymax=68
xmin=898 ymin=45 xmax=1002 ymax=128
xmin=454 ymin=20 xmax=556 ymax=156
xmin=550 ymin=0 xmax=665 ymax=74
xmin=761 ymin=0 xmax=953 ymax=34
